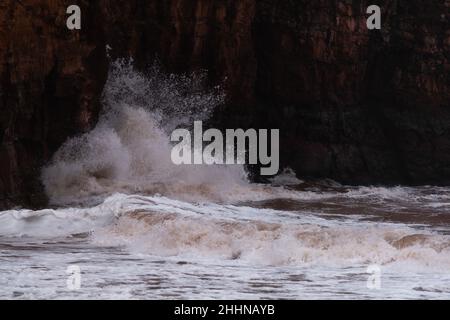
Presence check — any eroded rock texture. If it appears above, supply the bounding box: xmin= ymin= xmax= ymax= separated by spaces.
xmin=0 ymin=0 xmax=449 ymax=208
xmin=0 ymin=0 xmax=107 ymax=208
xmin=101 ymin=0 xmax=450 ymax=184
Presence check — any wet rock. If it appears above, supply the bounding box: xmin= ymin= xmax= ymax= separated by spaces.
xmin=0 ymin=0 xmax=108 ymax=208
xmin=1 ymin=0 xmax=449 ymax=208
xmin=100 ymin=0 xmax=450 ymax=185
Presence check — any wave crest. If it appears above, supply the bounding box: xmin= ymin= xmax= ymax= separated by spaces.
xmin=42 ymin=61 xmax=247 ymax=205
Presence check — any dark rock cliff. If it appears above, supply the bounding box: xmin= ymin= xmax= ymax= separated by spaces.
xmin=0 ymin=0 xmax=107 ymax=208
xmin=101 ymin=0 xmax=450 ymax=185
xmin=1 ymin=0 xmax=449 ymax=208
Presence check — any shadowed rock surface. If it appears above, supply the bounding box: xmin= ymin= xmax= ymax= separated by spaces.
xmin=1 ymin=0 xmax=449 ymax=208
xmin=0 ymin=0 xmax=107 ymax=208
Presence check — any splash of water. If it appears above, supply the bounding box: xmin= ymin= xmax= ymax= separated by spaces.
xmin=42 ymin=60 xmax=248 ymax=206
xmin=22 ymin=60 xmax=450 ymax=272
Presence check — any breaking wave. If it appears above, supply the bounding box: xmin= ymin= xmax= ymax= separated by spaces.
xmin=41 ymin=60 xmax=249 ymax=206
xmin=1 ymin=60 xmax=449 ymax=276
xmin=1 ymin=193 xmax=450 ymax=272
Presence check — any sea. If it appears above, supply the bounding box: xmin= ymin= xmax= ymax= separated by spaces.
xmin=0 ymin=61 xmax=449 ymax=299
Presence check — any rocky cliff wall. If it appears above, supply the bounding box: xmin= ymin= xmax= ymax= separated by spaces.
xmin=0 ymin=0 xmax=107 ymax=208
xmin=101 ymin=0 xmax=450 ymax=184
xmin=1 ymin=0 xmax=449 ymax=208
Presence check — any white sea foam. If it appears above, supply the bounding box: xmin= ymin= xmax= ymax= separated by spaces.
xmin=1 ymin=193 xmax=449 ymax=272
xmin=41 ymin=60 xmax=250 ymax=206
xmin=269 ymin=167 xmax=304 ymax=186
xmin=1 ymin=61 xmax=449 ymax=299
xmin=90 ymin=196 xmax=450 ymax=271
xmin=17 ymin=61 xmax=450 ymax=271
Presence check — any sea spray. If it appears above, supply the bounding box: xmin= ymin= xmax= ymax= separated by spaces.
xmin=42 ymin=60 xmax=247 ymax=206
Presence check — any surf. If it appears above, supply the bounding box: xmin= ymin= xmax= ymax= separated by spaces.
xmin=1 ymin=60 xmax=450 ymax=299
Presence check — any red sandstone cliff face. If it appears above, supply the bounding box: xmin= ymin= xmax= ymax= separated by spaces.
xmin=101 ymin=0 xmax=450 ymax=184
xmin=251 ymin=0 xmax=450 ymax=183
xmin=0 ymin=1 xmax=449 ymax=208
xmin=100 ymin=0 xmax=258 ymax=104
xmin=0 ymin=0 xmax=107 ymax=208
xmin=102 ymin=0 xmax=450 ymax=184
xmin=100 ymin=1 xmax=449 ymax=105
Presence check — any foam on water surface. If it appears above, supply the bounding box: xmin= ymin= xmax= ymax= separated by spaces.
xmin=1 ymin=61 xmax=450 ymax=299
